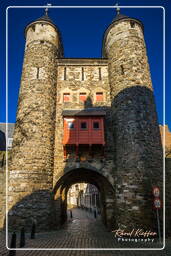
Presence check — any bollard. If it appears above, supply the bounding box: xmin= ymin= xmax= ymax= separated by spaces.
xmin=19 ymin=227 xmax=25 ymax=248
xmin=70 ymin=210 xmax=73 ymax=218
xmin=31 ymin=222 xmax=36 ymax=239
xmin=9 ymin=232 xmax=16 ymax=256
xmin=94 ymin=210 xmax=97 ymax=219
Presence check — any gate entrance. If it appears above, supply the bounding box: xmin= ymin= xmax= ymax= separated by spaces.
xmin=53 ymin=168 xmax=116 ymax=230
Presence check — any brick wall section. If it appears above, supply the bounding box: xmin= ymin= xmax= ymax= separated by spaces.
xmin=104 ymin=18 xmax=163 ymax=229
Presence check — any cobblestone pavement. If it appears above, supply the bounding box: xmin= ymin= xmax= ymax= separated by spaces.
xmin=1 ymin=208 xmax=170 ymax=255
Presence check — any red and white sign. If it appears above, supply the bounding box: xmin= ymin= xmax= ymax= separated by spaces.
xmin=154 ymin=198 xmax=162 ymax=209
xmin=153 ymin=187 xmax=160 ymax=197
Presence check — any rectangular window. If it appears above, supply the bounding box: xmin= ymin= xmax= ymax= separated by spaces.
xmin=79 ymin=92 xmax=87 ymax=102
xmin=93 ymin=122 xmax=100 ymax=129
xmin=96 ymin=92 xmax=103 ymax=102
xmin=63 ymin=93 xmax=71 ymax=102
xmin=68 ymin=121 xmax=74 ymax=129
xmin=81 ymin=122 xmax=87 ymax=129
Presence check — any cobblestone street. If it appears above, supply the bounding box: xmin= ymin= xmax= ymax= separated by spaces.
xmin=1 ymin=208 xmax=170 ymax=255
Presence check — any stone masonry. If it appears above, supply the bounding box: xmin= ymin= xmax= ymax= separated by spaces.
xmin=103 ymin=15 xmax=163 ymax=229
xmin=4 ymin=10 xmax=163 ymax=235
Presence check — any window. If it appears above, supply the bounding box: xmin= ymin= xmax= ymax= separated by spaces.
xmin=36 ymin=67 xmax=40 ymax=79
xmin=82 ymin=67 xmax=84 ymax=81
xmin=93 ymin=122 xmax=100 ymax=129
xmin=99 ymin=67 xmax=102 ymax=80
xmin=96 ymin=92 xmax=104 ymax=102
xmin=121 ymin=65 xmax=124 ymax=75
xmin=8 ymin=138 xmax=13 ymax=148
xmin=79 ymin=92 xmax=87 ymax=102
xmin=63 ymin=93 xmax=71 ymax=102
xmin=130 ymin=21 xmax=135 ymax=28
xmin=68 ymin=121 xmax=74 ymax=129
xmin=81 ymin=122 xmax=87 ymax=129
xmin=64 ymin=67 xmax=67 ymax=80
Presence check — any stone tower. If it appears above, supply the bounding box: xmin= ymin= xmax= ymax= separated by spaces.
xmin=8 ymin=11 xmax=63 ymax=230
xmin=5 ymin=8 xmax=163 ymax=234
xmin=103 ymin=10 xmax=163 ymax=229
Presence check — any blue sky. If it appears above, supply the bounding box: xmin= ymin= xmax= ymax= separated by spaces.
xmin=0 ymin=0 xmax=170 ymax=130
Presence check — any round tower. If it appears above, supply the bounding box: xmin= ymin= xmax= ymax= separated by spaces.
xmin=103 ymin=9 xmax=163 ymax=230
xmin=8 ymin=11 xmax=63 ymax=231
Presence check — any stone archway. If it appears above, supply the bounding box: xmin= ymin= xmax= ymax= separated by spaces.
xmin=53 ymin=168 xmax=116 ymax=230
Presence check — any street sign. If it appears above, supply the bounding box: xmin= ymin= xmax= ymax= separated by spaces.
xmin=153 ymin=187 xmax=160 ymax=197
xmin=154 ymin=198 xmax=162 ymax=209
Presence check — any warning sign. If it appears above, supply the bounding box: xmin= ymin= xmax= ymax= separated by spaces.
xmin=154 ymin=198 xmax=161 ymax=209
xmin=153 ymin=187 xmax=160 ymax=197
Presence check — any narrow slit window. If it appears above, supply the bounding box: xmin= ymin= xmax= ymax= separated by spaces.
xmin=81 ymin=122 xmax=87 ymax=129
xmin=96 ymin=92 xmax=104 ymax=102
xmin=121 ymin=65 xmax=124 ymax=75
xmin=99 ymin=67 xmax=102 ymax=80
xmin=79 ymin=92 xmax=87 ymax=102
xmin=130 ymin=21 xmax=135 ymax=28
xmin=82 ymin=67 xmax=84 ymax=81
xmin=63 ymin=93 xmax=71 ymax=102
xmin=64 ymin=67 xmax=67 ymax=80
xmin=31 ymin=25 xmax=35 ymax=31
xmin=36 ymin=67 xmax=40 ymax=79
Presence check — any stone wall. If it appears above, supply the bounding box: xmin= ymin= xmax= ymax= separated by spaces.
xmin=104 ymin=18 xmax=163 ymax=229
xmin=0 ymin=167 xmax=5 ymax=229
xmin=6 ymin=14 xmax=164 ymax=233
xmin=8 ymin=20 xmax=62 ymax=231
xmin=160 ymin=125 xmax=171 ymax=152
xmin=53 ymin=58 xmax=117 ymax=228
xmin=54 ymin=58 xmax=115 ymax=185
xmin=166 ymin=157 xmax=171 ymax=236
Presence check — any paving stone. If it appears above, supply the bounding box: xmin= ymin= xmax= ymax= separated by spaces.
xmin=1 ymin=208 xmax=170 ymax=256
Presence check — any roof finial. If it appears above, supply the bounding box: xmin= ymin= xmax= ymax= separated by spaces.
xmin=115 ymin=2 xmax=120 ymax=15
xmin=45 ymin=3 xmax=52 ymax=16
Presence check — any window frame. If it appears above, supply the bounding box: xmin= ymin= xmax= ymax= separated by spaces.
xmin=79 ymin=92 xmax=87 ymax=102
xmin=67 ymin=121 xmax=75 ymax=130
xmin=95 ymin=92 xmax=104 ymax=102
xmin=80 ymin=121 xmax=88 ymax=130
xmin=63 ymin=92 xmax=71 ymax=102
xmin=93 ymin=121 xmax=100 ymax=130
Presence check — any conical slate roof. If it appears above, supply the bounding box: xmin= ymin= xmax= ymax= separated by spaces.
xmin=36 ymin=13 xmax=56 ymax=26
xmin=112 ymin=12 xmax=129 ymax=22
xmin=111 ymin=10 xmax=143 ymax=28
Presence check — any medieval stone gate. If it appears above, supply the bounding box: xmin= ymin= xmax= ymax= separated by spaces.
xmin=6 ymin=8 xmax=163 ymax=232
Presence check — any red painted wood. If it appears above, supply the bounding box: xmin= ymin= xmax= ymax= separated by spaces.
xmin=63 ymin=93 xmax=71 ymax=102
xmin=79 ymin=93 xmax=87 ymax=102
xmin=96 ymin=92 xmax=103 ymax=102
xmin=63 ymin=117 xmax=105 ymax=145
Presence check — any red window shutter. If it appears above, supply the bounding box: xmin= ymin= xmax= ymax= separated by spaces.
xmin=63 ymin=93 xmax=70 ymax=102
xmin=96 ymin=92 xmax=103 ymax=102
xmin=79 ymin=93 xmax=87 ymax=102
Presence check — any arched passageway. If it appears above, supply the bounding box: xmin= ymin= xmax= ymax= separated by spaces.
xmin=53 ymin=168 xmax=116 ymax=230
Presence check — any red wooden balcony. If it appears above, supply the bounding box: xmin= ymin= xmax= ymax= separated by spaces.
xmin=62 ymin=111 xmax=105 ymax=146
